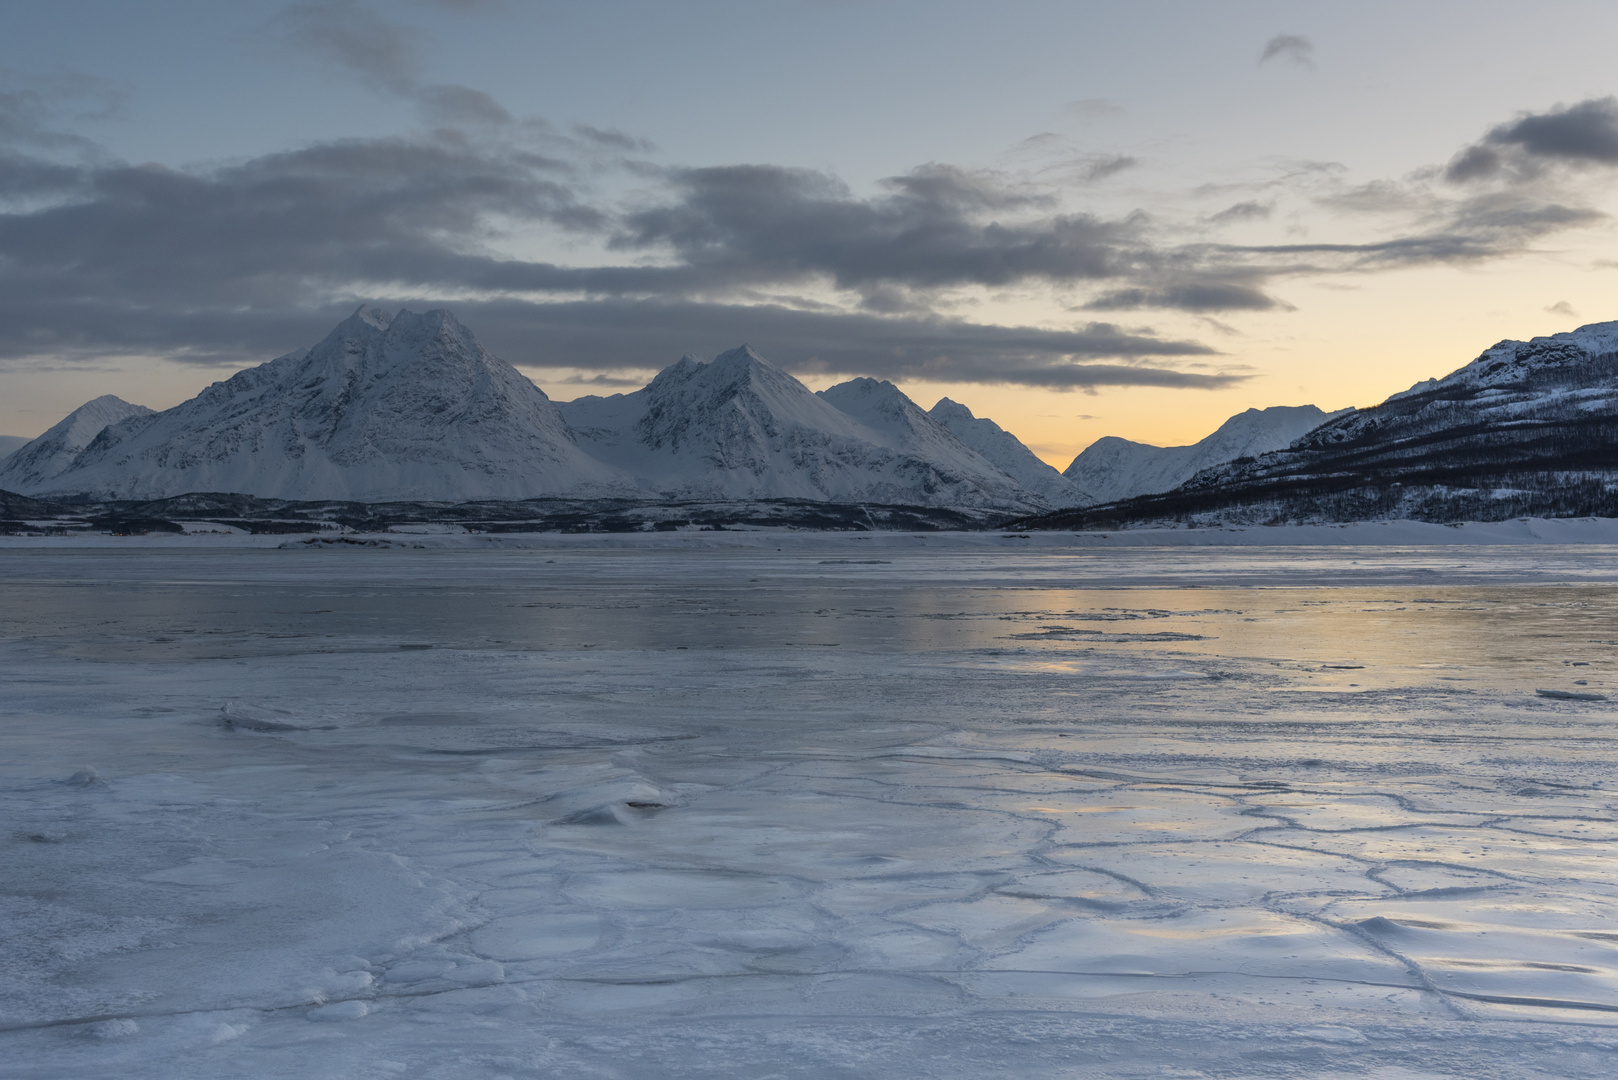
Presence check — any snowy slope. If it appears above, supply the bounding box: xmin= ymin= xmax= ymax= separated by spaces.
xmin=1013 ymin=318 xmax=1618 ymax=528
xmin=928 ymin=397 xmax=1092 ymax=507
xmin=0 ymin=395 xmax=154 ymax=494
xmin=35 ymin=307 xmax=634 ymax=501
xmin=1395 ymin=319 xmax=1618 ymax=399
xmin=815 ymin=379 xmax=1036 ymax=505
xmin=1230 ymin=321 xmax=1618 ymax=468
xmin=561 ymin=348 xmax=1042 ymax=509
xmin=0 ymin=435 xmax=29 ymax=461
xmin=1062 ymin=405 xmax=1346 ymax=505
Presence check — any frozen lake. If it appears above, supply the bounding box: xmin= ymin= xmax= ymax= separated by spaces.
xmin=6 ymin=534 xmax=1618 ymax=1078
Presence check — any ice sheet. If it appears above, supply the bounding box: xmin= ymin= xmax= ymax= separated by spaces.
xmin=4 ymin=540 xmax=1618 ymax=1077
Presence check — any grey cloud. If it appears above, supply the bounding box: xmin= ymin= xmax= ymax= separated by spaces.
xmin=1081 ymin=155 xmax=1137 ymax=182
xmin=0 ymin=119 xmax=1237 ymax=391
xmin=1209 ymin=200 xmax=1271 ymax=224
xmin=0 ymin=132 xmax=598 ymax=338
xmin=1443 ymin=144 xmax=1503 ymax=183
xmin=553 ymin=372 xmax=652 ymax=388
xmin=1546 ymin=300 xmax=1577 ymax=318
xmin=1219 ymin=196 xmax=1603 ymax=273
xmin=0 ymin=150 xmax=87 ymax=198
xmin=1447 ymin=98 xmax=1618 ymax=182
xmin=270 ymin=1 xmax=421 ymax=94
xmin=881 ymin=163 xmax=1053 ymax=211
xmin=573 ymin=125 xmax=655 ymax=153
xmin=1255 ymin=103 xmax=1618 ymax=273
xmin=0 ymin=69 xmax=122 ymax=155
xmin=1258 ymin=35 xmax=1314 ymax=68
xmin=1317 ymin=179 xmax=1427 ymax=214
xmin=419 ymin=0 xmax=507 ymax=11
xmin=1489 ymin=97 xmax=1618 ymax=164
xmin=1011 ymin=132 xmax=1064 ymax=154
xmin=6 ymin=66 xmax=1613 ymax=397
xmin=1083 ymin=283 xmax=1282 ymax=312
xmin=1063 ymin=98 xmax=1124 ymax=120
xmin=0 ymin=291 xmax=1231 ymax=391
xmin=417 ymin=85 xmax=513 ymax=126
xmin=460 ymin=298 xmax=1232 ymax=390
xmin=267 ymin=2 xmax=517 ymax=129
xmin=613 ymin=163 xmax=1128 ymax=293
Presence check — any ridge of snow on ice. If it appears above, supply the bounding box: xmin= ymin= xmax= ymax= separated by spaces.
xmin=29 ymin=307 xmax=634 ymax=501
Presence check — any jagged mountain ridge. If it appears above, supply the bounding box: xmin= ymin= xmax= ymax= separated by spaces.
xmin=0 ymin=396 xmax=154 ymax=494
xmin=1061 ymin=405 xmax=1349 ymax=506
xmin=926 ymin=398 xmax=1092 ymax=507
xmin=29 ymin=308 xmax=633 ymax=501
xmin=11 ymin=315 xmax=1069 ymax=510
xmin=1010 ymin=319 xmax=1618 ymax=529
xmin=559 ymin=349 xmax=1042 ymax=509
xmin=7 ymin=305 xmax=1349 ymax=515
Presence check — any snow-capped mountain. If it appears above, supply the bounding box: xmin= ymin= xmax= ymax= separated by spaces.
xmin=12 ymin=306 xmax=1359 ymax=516
xmin=0 ymin=395 xmax=154 ymax=494
xmin=30 ymin=307 xmax=633 ymax=501
xmin=815 ymin=378 xmax=1038 ymax=504
xmin=927 ymin=397 xmax=1092 ymax=507
xmin=1061 ymin=405 xmax=1347 ymax=505
xmin=560 ymin=348 xmax=1043 ymax=509
xmin=1012 ymin=319 xmax=1618 ymax=528
xmin=0 ymin=435 xmax=29 ymax=461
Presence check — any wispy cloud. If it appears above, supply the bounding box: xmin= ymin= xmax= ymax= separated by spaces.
xmin=1258 ymin=34 xmax=1314 ymax=69
xmin=263 ymin=1 xmax=512 ymax=126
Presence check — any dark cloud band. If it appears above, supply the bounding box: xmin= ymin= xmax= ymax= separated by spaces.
xmin=1 ymin=50 xmax=1613 ymax=395
xmin=462 ymin=298 xmax=1229 ymax=389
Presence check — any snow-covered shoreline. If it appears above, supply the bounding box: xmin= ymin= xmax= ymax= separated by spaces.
xmin=7 ymin=515 xmax=1618 ymax=550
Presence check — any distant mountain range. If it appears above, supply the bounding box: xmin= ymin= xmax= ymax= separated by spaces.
xmin=17 ymin=307 xmax=1617 ymax=528
xmin=1061 ymin=405 xmax=1349 ymax=506
xmin=0 ymin=305 xmax=1342 ymax=513
xmin=1011 ymin=320 xmax=1618 ymax=529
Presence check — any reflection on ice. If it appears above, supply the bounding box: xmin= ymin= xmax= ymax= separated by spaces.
xmin=4 ymin=538 xmax=1618 ymax=1077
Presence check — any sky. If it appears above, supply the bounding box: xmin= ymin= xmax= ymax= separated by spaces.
xmin=5 ymin=0 xmax=1618 ymax=466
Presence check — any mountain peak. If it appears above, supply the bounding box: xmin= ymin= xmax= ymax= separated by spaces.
xmin=707 ymin=344 xmax=774 ymax=372
xmin=822 ymin=376 xmax=900 ymax=400
xmin=924 ymin=395 xmax=1087 ymax=507
xmin=326 ymin=304 xmax=393 ymax=338
xmin=929 ymin=398 xmax=975 ymax=423
xmin=36 ymin=395 xmax=152 ymax=441
xmin=817 ymin=377 xmax=922 ymax=431
xmin=24 ymin=308 xmax=631 ymax=500
xmin=0 ymin=394 xmax=155 ymax=494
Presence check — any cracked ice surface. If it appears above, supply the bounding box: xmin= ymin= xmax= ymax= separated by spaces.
xmin=5 ymin=536 xmax=1618 ymax=1078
